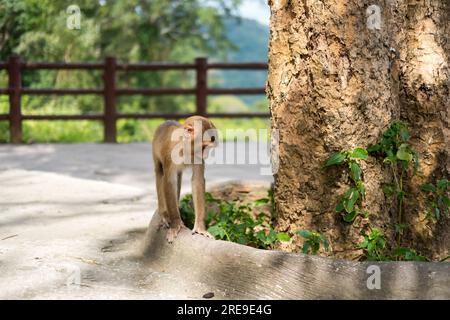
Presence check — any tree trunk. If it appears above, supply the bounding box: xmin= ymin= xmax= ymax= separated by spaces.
xmin=268 ymin=0 xmax=449 ymax=259
xmin=397 ymin=0 xmax=450 ymax=259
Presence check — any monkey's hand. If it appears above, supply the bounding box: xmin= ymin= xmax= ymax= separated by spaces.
xmin=166 ymin=222 xmax=184 ymax=243
xmin=192 ymin=227 xmax=214 ymax=239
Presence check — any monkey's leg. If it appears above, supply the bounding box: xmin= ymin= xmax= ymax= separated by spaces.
xmin=191 ymin=164 xmax=213 ymax=238
xmin=176 ymin=171 xmax=182 ymax=203
xmin=155 ymin=160 xmax=169 ymax=230
xmin=163 ymin=168 xmax=185 ymax=243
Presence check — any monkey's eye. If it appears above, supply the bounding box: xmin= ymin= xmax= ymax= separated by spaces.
xmin=210 ymin=136 xmax=215 ymax=142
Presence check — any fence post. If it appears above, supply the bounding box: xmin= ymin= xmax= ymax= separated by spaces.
xmin=8 ymin=55 xmax=22 ymax=143
xmin=103 ymin=56 xmax=117 ymax=143
xmin=195 ymin=57 xmax=208 ymax=116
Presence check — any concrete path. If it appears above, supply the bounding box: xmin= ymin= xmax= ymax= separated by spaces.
xmin=0 ymin=143 xmax=273 ymax=193
xmin=0 ymin=143 xmax=272 ymax=299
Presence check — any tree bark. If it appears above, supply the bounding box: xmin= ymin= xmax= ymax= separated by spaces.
xmin=396 ymin=0 xmax=450 ymax=259
xmin=268 ymin=0 xmax=449 ymax=259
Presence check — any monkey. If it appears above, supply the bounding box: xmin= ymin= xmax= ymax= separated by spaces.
xmin=152 ymin=116 xmax=218 ymax=243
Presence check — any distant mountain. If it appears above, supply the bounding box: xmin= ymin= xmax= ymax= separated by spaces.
xmin=224 ymin=17 xmax=269 ymax=63
xmin=211 ymin=17 xmax=269 ymax=106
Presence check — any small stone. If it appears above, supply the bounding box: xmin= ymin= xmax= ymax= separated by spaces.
xmin=203 ymin=292 xmax=214 ymax=299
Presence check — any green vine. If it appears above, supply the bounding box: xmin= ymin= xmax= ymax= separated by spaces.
xmin=420 ymin=179 xmax=450 ymax=221
xmin=367 ymin=121 xmax=419 ymax=245
xmin=296 ymin=230 xmax=330 ymax=255
xmin=323 ymin=147 xmax=369 ymax=223
xmin=322 ymin=121 xmax=449 ymax=261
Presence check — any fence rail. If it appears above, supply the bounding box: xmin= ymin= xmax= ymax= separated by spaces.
xmin=0 ymin=56 xmax=269 ymax=143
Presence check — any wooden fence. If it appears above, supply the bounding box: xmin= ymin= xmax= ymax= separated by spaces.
xmin=0 ymin=56 xmax=268 ymax=143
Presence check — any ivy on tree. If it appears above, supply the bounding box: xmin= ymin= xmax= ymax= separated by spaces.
xmin=367 ymin=121 xmax=418 ymax=245
xmin=323 ymin=147 xmax=369 ymax=223
xmin=420 ymin=179 xmax=450 ymax=221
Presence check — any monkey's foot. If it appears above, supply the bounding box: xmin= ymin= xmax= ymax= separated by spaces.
xmin=192 ymin=228 xmax=214 ymax=239
xmin=166 ymin=223 xmax=184 ymax=243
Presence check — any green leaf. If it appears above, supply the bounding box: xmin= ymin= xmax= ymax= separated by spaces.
xmin=367 ymin=144 xmax=380 ymax=153
xmin=311 ymin=243 xmax=320 ymax=255
xmin=396 ymin=144 xmax=413 ymax=161
xmin=385 ymin=149 xmax=396 ymax=163
xmin=392 ymin=247 xmax=408 ymax=256
xmin=207 ymin=225 xmax=225 ymax=238
xmin=323 ymin=152 xmax=346 ymax=167
xmin=393 ymin=247 xmax=427 ymax=261
xmin=343 ymin=211 xmax=358 ymax=222
xmin=358 ymin=238 xmax=369 ymax=249
xmin=276 ymin=232 xmax=291 ymax=242
xmin=382 ymin=184 xmax=397 ymax=197
xmin=254 ymin=198 xmax=269 ymax=206
xmin=297 ymin=230 xmax=312 ymax=238
xmin=236 ymin=236 xmax=248 ymax=245
xmin=419 ymin=183 xmax=436 ymax=193
xmin=267 ymin=229 xmax=278 ymax=243
xmin=256 ymin=230 xmax=267 ymax=242
xmin=399 ymin=127 xmax=410 ymax=142
xmin=302 ymin=242 xmax=311 ymax=254
xmin=205 ymin=192 xmax=219 ymax=203
xmin=349 ymin=148 xmax=368 ymax=160
xmin=349 ymin=161 xmax=362 ymax=181
xmin=335 ymin=201 xmax=345 ymax=212
xmin=357 ymin=181 xmax=366 ymax=197
xmin=437 ymin=179 xmax=449 ymax=190
xmin=343 ymin=188 xmax=360 ymax=213
xmin=378 ymin=238 xmax=386 ymax=250
xmin=442 ymin=196 xmax=450 ymax=207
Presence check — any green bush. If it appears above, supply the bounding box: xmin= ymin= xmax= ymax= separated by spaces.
xmin=180 ymin=192 xmax=331 ymax=255
xmin=180 ymin=191 xmax=287 ymax=249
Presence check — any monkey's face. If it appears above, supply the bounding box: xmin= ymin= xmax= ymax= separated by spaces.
xmin=201 ymin=128 xmax=218 ymax=159
xmin=183 ymin=117 xmax=218 ymax=160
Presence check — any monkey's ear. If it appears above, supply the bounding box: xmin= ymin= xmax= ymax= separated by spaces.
xmin=183 ymin=123 xmax=194 ymax=139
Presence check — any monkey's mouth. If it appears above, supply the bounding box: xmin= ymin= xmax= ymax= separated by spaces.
xmin=201 ymin=144 xmax=215 ymax=158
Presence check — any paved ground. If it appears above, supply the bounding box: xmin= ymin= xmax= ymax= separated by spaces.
xmin=0 ymin=143 xmax=272 ymax=299
xmin=0 ymin=143 xmax=273 ymax=192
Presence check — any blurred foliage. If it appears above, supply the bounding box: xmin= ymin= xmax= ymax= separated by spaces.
xmin=0 ymin=0 xmax=271 ymax=142
xmin=1 ymin=0 xmax=241 ymax=61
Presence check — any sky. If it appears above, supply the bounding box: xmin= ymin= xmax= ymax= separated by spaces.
xmin=238 ymin=0 xmax=270 ymax=25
